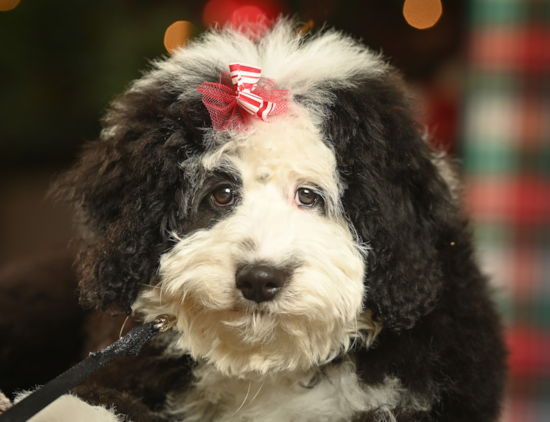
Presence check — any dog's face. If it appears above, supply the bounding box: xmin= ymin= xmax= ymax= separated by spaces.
xmin=56 ymin=21 xmax=457 ymax=376
xmin=135 ymin=109 xmax=368 ymax=375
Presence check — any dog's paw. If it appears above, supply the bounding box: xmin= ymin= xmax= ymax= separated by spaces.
xmin=14 ymin=392 xmax=125 ymax=422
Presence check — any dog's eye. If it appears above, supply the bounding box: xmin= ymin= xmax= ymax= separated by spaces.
xmin=211 ymin=186 xmax=235 ymax=207
xmin=296 ymin=188 xmax=318 ymax=207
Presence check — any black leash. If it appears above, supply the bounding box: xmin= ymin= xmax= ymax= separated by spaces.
xmin=0 ymin=315 xmax=176 ymax=422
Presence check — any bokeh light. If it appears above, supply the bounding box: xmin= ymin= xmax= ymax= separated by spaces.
xmin=403 ymin=0 xmax=443 ymax=30
xmin=202 ymin=0 xmax=285 ymax=29
xmin=203 ymin=0 xmax=239 ymax=28
xmin=164 ymin=21 xmax=195 ymax=55
xmin=295 ymin=19 xmax=315 ymax=37
xmin=0 ymin=0 xmax=21 ymax=12
xmin=232 ymin=5 xmax=267 ymax=27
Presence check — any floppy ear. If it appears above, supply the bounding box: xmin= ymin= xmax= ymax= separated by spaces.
xmin=52 ymin=82 xmax=211 ymax=314
xmin=324 ymin=70 xmax=461 ymax=330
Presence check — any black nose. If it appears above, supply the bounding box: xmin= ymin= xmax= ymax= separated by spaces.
xmin=236 ymin=265 xmax=285 ymax=303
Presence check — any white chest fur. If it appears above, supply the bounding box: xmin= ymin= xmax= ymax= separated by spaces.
xmin=165 ymin=360 xmax=421 ymax=422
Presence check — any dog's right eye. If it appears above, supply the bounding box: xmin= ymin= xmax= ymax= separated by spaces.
xmin=211 ymin=186 xmax=235 ymax=207
xmin=296 ymin=188 xmax=319 ymax=207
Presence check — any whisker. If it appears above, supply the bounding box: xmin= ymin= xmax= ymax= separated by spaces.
xmin=248 ymin=379 xmax=265 ymax=405
xmin=139 ymin=283 xmax=158 ymax=289
xmin=232 ymin=381 xmax=251 ymax=416
xmin=119 ymin=316 xmax=130 ymax=339
xmin=350 ymin=313 xmax=358 ymax=350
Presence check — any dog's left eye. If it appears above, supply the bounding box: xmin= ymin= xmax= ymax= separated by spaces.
xmin=211 ymin=186 xmax=235 ymax=207
xmin=296 ymin=188 xmax=319 ymax=207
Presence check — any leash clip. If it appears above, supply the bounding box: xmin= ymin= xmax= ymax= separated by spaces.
xmin=153 ymin=314 xmax=177 ymax=332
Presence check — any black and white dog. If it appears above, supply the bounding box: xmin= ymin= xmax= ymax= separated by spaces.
xmin=2 ymin=19 xmax=506 ymax=422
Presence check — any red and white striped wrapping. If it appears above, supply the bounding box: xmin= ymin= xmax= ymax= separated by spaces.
xmin=229 ymin=62 xmax=261 ymax=93
xmin=197 ymin=62 xmax=289 ymax=132
xmin=229 ymin=62 xmax=277 ymax=121
xmin=235 ymin=90 xmax=276 ymax=121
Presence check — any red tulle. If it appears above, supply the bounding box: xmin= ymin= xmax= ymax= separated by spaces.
xmin=197 ymin=70 xmax=289 ymax=132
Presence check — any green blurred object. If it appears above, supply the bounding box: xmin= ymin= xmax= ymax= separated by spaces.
xmin=0 ymin=0 xmax=202 ymax=169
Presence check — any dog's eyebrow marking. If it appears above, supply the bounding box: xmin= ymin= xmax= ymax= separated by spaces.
xmin=237 ymin=239 xmax=257 ymax=252
xmin=255 ymin=166 xmax=272 ymax=184
xmin=206 ymin=167 xmax=242 ymax=188
xmin=257 ymin=172 xmax=270 ymax=183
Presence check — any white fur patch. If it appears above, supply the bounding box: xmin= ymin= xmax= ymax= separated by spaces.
xmin=137 ymin=19 xmax=387 ymax=92
xmin=14 ymin=392 xmax=123 ymax=422
xmin=163 ymin=358 xmax=429 ymax=422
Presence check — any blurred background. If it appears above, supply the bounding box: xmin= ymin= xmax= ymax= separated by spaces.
xmin=0 ymin=0 xmax=548 ymax=420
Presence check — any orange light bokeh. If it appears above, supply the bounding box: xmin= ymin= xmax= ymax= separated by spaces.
xmin=403 ymin=0 xmax=443 ymax=30
xmin=164 ymin=21 xmax=194 ymax=56
xmin=0 ymin=0 xmax=21 ymax=12
xmin=295 ymin=20 xmax=315 ymax=37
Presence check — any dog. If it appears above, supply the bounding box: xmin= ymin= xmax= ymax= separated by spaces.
xmin=0 ymin=19 xmax=506 ymax=422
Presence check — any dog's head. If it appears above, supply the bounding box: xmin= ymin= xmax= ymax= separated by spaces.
xmin=55 ymin=20 xmax=459 ymax=375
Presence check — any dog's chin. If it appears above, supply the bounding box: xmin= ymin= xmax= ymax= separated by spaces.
xmin=135 ymin=292 xmax=369 ymax=377
xmin=189 ymin=309 xmax=356 ymax=376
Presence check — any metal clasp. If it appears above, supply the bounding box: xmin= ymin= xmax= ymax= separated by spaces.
xmin=153 ymin=314 xmax=177 ymax=332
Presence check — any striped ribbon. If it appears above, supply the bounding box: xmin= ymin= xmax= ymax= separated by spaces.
xmin=196 ymin=62 xmax=289 ymax=132
xmin=229 ymin=62 xmax=276 ymax=121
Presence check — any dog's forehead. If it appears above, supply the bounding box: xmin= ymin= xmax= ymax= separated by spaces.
xmin=201 ymin=112 xmax=340 ymax=193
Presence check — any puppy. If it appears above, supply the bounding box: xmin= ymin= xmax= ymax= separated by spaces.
xmin=2 ymin=19 xmax=506 ymax=422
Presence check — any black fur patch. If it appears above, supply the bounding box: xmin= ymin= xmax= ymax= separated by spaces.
xmin=52 ymin=81 xmax=212 ymax=314
xmin=319 ymin=71 xmax=455 ymax=331
xmin=316 ymin=71 xmax=506 ymax=421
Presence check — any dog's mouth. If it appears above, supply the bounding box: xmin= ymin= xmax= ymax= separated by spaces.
xmin=221 ymin=308 xmax=275 ymax=326
xmin=214 ymin=308 xmax=284 ymax=352
xmin=228 ymin=305 xmax=270 ymax=315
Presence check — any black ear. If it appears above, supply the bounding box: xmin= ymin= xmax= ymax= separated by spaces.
xmin=52 ymin=82 xmax=210 ymax=314
xmin=324 ymin=71 xmax=460 ymax=330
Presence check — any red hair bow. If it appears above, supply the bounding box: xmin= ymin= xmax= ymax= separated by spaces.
xmin=197 ymin=62 xmax=290 ymax=132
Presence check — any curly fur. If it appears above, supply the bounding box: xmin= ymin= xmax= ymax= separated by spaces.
xmin=1 ymin=19 xmax=507 ymax=422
